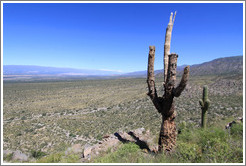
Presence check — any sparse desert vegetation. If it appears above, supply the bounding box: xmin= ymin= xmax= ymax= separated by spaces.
xmin=3 ymin=73 xmax=243 ymax=163
xmin=3 ymin=2 xmax=243 ymax=164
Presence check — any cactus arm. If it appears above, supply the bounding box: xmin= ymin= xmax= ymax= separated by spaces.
xmin=199 ymin=99 xmax=204 ymax=107
xmin=147 ymin=46 xmax=162 ymax=112
xmin=204 ymin=100 xmax=210 ymax=110
xmin=173 ymin=66 xmax=190 ymax=97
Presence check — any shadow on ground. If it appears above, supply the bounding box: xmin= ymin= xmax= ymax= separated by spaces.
xmin=114 ymin=132 xmax=156 ymax=154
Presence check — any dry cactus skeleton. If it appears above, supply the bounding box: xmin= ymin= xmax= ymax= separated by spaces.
xmin=164 ymin=11 xmax=176 ymax=84
xmin=147 ymin=12 xmax=190 ymax=152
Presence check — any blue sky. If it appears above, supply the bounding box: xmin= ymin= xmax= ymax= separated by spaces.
xmin=3 ymin=3 xmax=243 ymax=73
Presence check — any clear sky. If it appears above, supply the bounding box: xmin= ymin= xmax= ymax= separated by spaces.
xmin=3 ymin=2 xmax=244 ymax=73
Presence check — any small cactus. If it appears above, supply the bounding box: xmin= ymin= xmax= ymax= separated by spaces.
xmin=199 ymin=85 xmax=210 ymax=128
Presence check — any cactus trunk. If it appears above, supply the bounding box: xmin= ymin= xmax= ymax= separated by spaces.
xmin=146 ymin=12 xmax=190 ymax=153
xmin=201 ymin=108 xmax=207 ymax=128
xmin=159 ymin=113 xmax=177 ymax=152
xmin=199 ymin=86 xmax=210 ymax=128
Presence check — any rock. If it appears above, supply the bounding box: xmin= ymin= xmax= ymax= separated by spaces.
xmin=133 ymin=128 xmax=145 ymax=136
xmin=225 ymin=120 xmax=237 ymax=129
xmin=65 ymin=148 xmax=71 ymax=155
xmin=3 ymin=150 xmax=13 ymax=161
xmin=225 ymin=117 xmax=243 ymax=129
xmin=87 ymin=154 xmax=91 ymax=161
xmin=97 ymin=107 xmax=107 ymax=111
xmin=82 ymin=143 xmax=92 ymax=159
xmin=81 ymin=128 xmax=157 ymax=160
xmin=71 ymin=144 xmax=82 ymax=153
xmin=99 ymin=136 xmax=119 ymax=150
xmin=65 ymin=144 xmax=82 ymax=155
xmin=3 ymin=150 xmax=13 ymax=157
xmin=12 ymin=150 xmax=28 ymax=162
xmin=237 ymin=116 xmax=243 ymax=122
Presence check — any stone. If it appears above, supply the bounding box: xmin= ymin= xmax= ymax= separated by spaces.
xmin=134 ymin=128 xmax=145 ymax=136
xmin=82 ymin=143 xmax=92 ymax=159
xmin=64 ymin=144 xmax=82 ymax=156
xmin=3 ymin=150 xmax=13 ymax=157
xmin=71 ymin=144 xmax=82 ymax=153
xmin=12 ymin=150 xmax=28 ymax=162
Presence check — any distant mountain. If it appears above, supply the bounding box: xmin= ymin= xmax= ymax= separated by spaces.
xmin=3 ymin=56 xmax=243 ymax=79
xmin=3 ymin=65 xmax=122 ymax=76
xmin=185 ymin=56 xmax=243 ymax=76
xmin=124 ymin=56 xmax=243 ymax=77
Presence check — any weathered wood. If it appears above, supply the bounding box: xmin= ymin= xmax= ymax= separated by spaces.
xmin=158 ymin=54 xmax=178 ymax=152
xmin=164 ymin=11 xmax=176 ymax=85
xmin=147 ymin=46 xmax=162 ymax=112
xmin=173 ymin=66 xmax=190 ymax=97
xmin=147 ymin=12 xmax=190 ymax=153
xmin=159 ymin=112 xmax=176 ymax=152
xmin=147 ymin=46 xmax=156 ymax=100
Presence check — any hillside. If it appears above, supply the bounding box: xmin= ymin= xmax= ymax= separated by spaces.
xmin=122 ymin=65 xmax=187 ymax=77
xmin=186 ymin=56 xmax=243 ymax=76
xmin=156 ymin=56 xmax=243 ymax=77
xmin=3 ymin=73 xmax=243 ymax=163
xmin=3 ymin=56 xmax=243 ymax=80
xmin=123 ymin=56 xmax=243 ymax=77
xmin=2 ymin=56 xmax=243 ymax=163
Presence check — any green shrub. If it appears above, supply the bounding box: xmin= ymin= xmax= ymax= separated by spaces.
xmin=31 ymin=150 xmax=47 ymax=159
xmin=177 ymin=124 xmax=198 ymax=143
xmin=60 ymin=154 xmax=80 ymax=163
xmin=228 ymin=146 xmax=243 ymax=163
xmin=197 ymin=127 xmax=242 ymax=163
xmin=3 ymin=152 xmax=13 ymax=161
xmin=16 ymin=132 xmax=22 ymax=136
xmin=198 ymin=127 xmax=228 ymax=150
xmin=36 ymin=153 xmax=63 ymax=163
xmin=21 ymin=116 xmax=27 ymax=120
xmin=69 ymin=133 xmax=76 ymax=137
xmin=94 ymin=143 xmax=142 ymax=163
xmin=230 ymin=123 xmax=243 ymax=139
xmin=177 ymin=124 xmax=243 ymax=163
xmin=96 ymin=134 xmax=103 ymax=140
xmin=175 ymin=142 xmax=202 ymax=163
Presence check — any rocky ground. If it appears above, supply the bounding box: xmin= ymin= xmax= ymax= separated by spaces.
xmin=3 ymin=127 xmax=155 ymax=162
xmin=3 ymin=75 xmax=243 ymax=163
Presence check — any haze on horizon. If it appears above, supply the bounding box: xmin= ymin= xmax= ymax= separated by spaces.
xmin=3 ymin=2 xmax=243 ymax=73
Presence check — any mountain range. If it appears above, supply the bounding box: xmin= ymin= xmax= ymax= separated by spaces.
xmin=3 ymin=65 xmax=122 ymax=76
xmin=177 ymin=55 xmax=243 ymax=76
xmin=3 ymin=56 xmax=243 ymax=79
xmin=126 ymin=55 xmax=243 ymax=77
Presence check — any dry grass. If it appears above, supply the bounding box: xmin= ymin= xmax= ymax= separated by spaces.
xmin=3 ymin=75 xmax=243 ymax=159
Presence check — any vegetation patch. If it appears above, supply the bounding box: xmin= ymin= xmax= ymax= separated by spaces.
xmin=3 ymin=75 xmax=243 ymax=163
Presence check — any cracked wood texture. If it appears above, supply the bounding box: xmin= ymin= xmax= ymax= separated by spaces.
xmin=147 ymin=51 xmax=190 ymax=152
xmin=164 ymin=11 xmax=176 ymax=84
xmin=147 ymin=12 xmax=190 ymax=152
xmin=147 ymin=46 xmax=162 ymax=112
